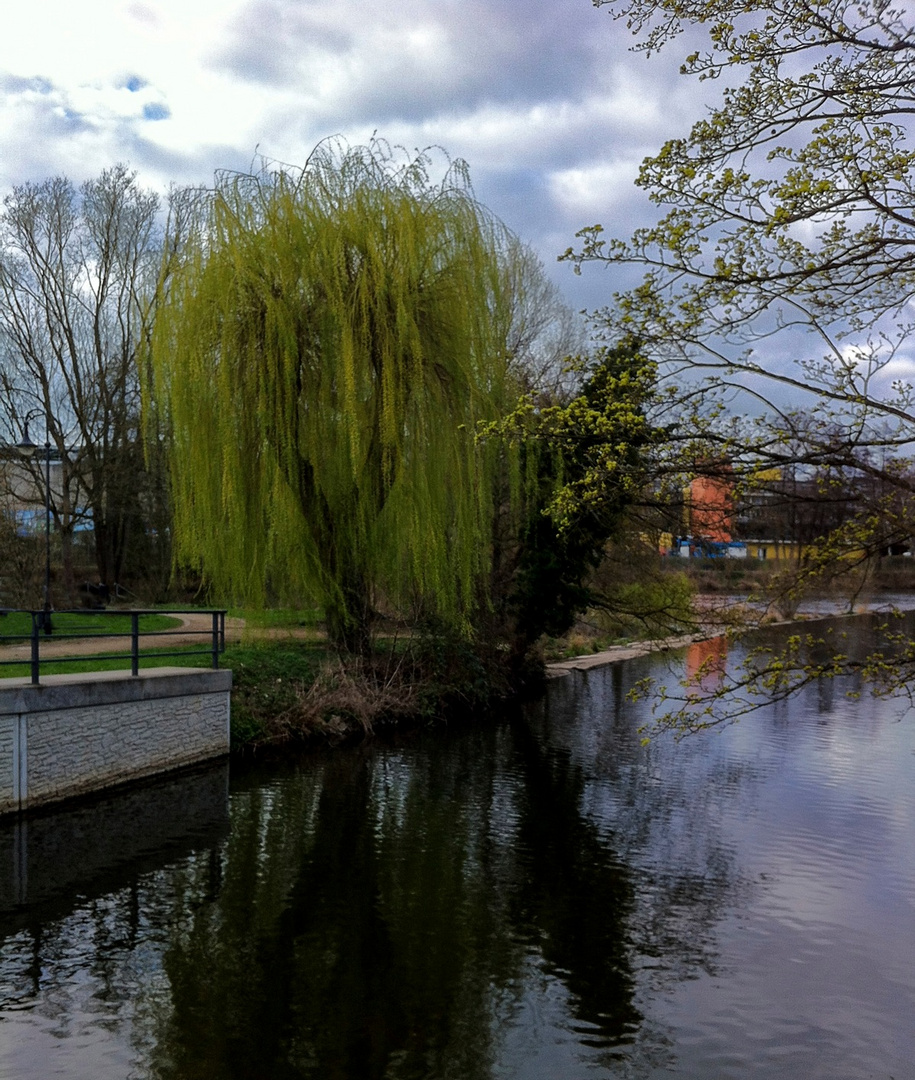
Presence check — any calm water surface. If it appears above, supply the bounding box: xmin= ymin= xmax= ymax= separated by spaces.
xmin=1 ymin=626 xmax=913 ymax=1079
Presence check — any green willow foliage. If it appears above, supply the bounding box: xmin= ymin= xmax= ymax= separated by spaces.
xmin=151 ymin=140 xmax=522 ymax=650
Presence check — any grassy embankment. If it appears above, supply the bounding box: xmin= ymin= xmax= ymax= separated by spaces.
xmin=228 ymin=576 xmax=699 ymax=743
xmin=223 ymin=607 xmax=519 ymax=749
xmin=536 ymin=555 xmax=915 ymax=661
xmin=10 ymin=557 xmax=911 ymax=750
xmin=218 ymin=608 xmax=329 ymax=747
xmin=682 ymin=553 xmax=915 ymax=596
xmin=0 ymin=606 xmax=412 ymax=750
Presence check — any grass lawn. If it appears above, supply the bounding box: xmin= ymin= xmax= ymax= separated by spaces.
xmin=0 ymin=647 xmax=215 ymax=680
xmin=0 ymin=611 xmax=200 ymax=680
xmin=0 ymin=611 xmax=183 ymax=640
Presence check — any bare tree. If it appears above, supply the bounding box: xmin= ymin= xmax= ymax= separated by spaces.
xmin=503 ymin=239 xmax=587 ymax=401
xmin=0 ymin=165 xmax=166 ymax=599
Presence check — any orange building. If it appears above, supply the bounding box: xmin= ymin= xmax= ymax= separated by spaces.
xmin=689 ymin=474 xmax=734 ymax=543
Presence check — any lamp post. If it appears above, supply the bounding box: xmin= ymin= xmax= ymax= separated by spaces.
xmin=16 ymin=422 xmax=53 ymax=634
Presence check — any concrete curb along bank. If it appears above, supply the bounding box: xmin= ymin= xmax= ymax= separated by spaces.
xmin=0 ymin=667 xmax=232 ymax=815
xmin=543 ymin=605 xmax=911 ymax=678
xmin=546 ymin=633 xmax=711 ymax=676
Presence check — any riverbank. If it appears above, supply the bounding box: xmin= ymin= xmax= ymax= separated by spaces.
xmin=545 ymin=632 xmax=710 ymax=676
xmin=225 ymin=594 xmax=915 ymax=748
xmin=544 ymin=591 xmax=915 ymax=678
xmin=225 ymin=626 xmax=721 ymax=749
xmin=7 ymin=596 xmax=907 ymax=751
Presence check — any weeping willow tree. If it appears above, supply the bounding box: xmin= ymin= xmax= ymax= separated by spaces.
xmin=151 ymin=140 xmax=525 ymax=652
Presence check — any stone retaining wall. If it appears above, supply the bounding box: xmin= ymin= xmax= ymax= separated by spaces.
xmin=0 ymin=667 xmax=231 ymax=815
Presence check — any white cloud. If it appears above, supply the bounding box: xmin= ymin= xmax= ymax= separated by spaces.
xmin=0 ymin=0 xmax=715 ymax=313
xmin=548 ymin=158 xmax=648 ymax=220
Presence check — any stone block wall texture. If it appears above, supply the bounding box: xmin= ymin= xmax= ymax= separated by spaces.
xmin=0 ymin=669 xmax=231 ymax=814
xmin=0 ymin=716 xmax=14 ymax=815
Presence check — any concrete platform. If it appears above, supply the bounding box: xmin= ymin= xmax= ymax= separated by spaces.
xmin=0 ymin=667 xmax=232 ymax=815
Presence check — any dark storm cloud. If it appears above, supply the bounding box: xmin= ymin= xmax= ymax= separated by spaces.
xmin=198 ymin=0 xmax=710 ymax=313
xmin=212 ymin=0 xmax=355 ymax=85
xmin=0 ymin=0 xmax=717 ymax=318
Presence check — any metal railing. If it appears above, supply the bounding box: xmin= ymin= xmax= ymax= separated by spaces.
xmin=0 ymin=609 xmax=227 ymax=685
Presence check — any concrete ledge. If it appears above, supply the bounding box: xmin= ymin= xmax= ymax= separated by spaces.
xmin=0 ymin=666 xmax=232 ymax=713
xmin=0 ymin=667 xmax=232 ymax=816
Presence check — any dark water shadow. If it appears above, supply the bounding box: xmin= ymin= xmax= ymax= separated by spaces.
xmin=0 ymin=762 xmax=230 ymax=940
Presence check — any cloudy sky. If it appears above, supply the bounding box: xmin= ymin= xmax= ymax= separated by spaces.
xmin=0 ymin=0 xmax=711 ymax=314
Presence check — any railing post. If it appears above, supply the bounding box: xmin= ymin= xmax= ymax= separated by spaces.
xmin=211 ymin=611 xmax=219 ymax=669
xmin=30 ymin=610 xmax=40 ymax=685
xmin=131 ymin=611 xmax=139 ymax=676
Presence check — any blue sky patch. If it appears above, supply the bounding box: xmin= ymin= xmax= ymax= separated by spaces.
xmin=143 ymin=102 xmax=170 ymax=121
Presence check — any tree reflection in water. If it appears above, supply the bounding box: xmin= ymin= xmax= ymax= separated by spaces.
xmin=139 ymin=687 xmax=741 ymax=1079
xmin=0 ymin=654 xmax=749 ymax=1080
xmin=4 ymin=621 xmax=913 ymax=1078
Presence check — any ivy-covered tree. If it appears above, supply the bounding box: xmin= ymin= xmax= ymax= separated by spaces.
xmin=151 ymin=140 xmax=529 ymax=653
xmin=483 ymin=338 xmax=665 ymax=668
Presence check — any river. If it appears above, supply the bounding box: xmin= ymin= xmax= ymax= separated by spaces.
xmin=1 ymin=620 xmax=913 ymax=1079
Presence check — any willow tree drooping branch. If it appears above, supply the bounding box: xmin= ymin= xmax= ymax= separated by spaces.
xmin=151 ymin=140 xmax=523 ymax=652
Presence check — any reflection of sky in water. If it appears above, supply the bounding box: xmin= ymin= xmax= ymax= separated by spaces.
xmin=544 ymin=636 xmax=915 ymax=1078
xmin=0 ymin=623 xmax=913 ymax=1080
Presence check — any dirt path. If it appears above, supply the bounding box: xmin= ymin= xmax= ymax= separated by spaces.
xmin=0 ymin=612 xmax=247 ymax=663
